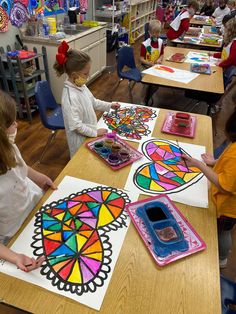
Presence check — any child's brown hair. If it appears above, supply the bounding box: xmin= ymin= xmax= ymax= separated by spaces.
xmin=224 ymin=18 xmax=236 ymax=45
xmin=54 ymin=49 xmax=91 ymax=77
xmin=0 ymin=91 xmax=17 ymax=174
xmin=188 ymin=0 xmax=199 ymax=11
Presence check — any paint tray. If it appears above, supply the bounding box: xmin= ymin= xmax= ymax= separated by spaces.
xmin=126 ymin=195 xmax=206 ymax=266
xmin=161 ymin=112 xmax=197 ymax=138
xmin=86 ymin=133 xmax=143 ymax=170
xmin=166 ymin=53 xmax=185 ymax=63
xmin=190 ymin=63 xmax=211 ymax=75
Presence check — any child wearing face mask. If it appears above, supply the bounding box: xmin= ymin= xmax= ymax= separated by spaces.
xmin=54 ymin=41 xmax=120 ymax=158
xmin=167 ymin=0 xmax=199 ymax=41
xmin=212 ymin=0 xmax=230 ymax=27
xmin=140 ymin=19 xmax=164 ymax=68
xmin=0 ymin=91 xmax=55 ymax=270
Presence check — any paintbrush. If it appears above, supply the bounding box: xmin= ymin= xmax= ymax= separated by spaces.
xmin=176 ymin=140 xmax=189 ymax=172
xmin=18 ymin=254 xmax=68 ymax=269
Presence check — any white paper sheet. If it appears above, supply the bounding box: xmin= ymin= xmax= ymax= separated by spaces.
xmin=0 ymin=176 xmax=138 ymax=311
xmin=97 ymin=102 xmax=160 ymax=142
xmin=124 ymin=138 xmax=208 ymax=208
xmin=185 ymin=51 xmax=218 ymax=66
xmin=142 ymin=65 xmax=199 ymax=84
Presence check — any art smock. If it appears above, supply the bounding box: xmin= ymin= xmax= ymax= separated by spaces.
xmin=0 ymin=145 xmax=43 ymax=244
xmin=212 ymin=142 xmax=236 ymax=218
xmin=140 ymin=37 xmax=164 ymax=62
xmin=213 ymin=39 xmax=236 ymax=68
xmin=167 ymin=10 xmax=190 ymax=40
xmin=61 ymin=80 xmax=111 ymax=158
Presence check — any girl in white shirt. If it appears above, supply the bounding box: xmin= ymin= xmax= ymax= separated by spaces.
xmin=54 ymin=41 xmax=120 ymax=158
xmin=0 ymin=91 xmax=56 ymax=271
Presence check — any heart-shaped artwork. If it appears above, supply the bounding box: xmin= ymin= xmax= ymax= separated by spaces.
xmin=31 ymin=187 xmax=130 ymax=295
xmin=103 ymin=106 xmax=157 ymax=140
xmin=134 ymin=139 xmax=203 ymax=194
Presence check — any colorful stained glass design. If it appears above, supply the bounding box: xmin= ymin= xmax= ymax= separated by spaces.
xmin=134 ymin=139 xmax=203 ymax=194
xmin=31 ymin=187 xmax=130 ymax=295
xmin=103 ymin=107 xmax=157 ymax=140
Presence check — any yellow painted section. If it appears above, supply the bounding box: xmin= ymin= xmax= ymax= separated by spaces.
xmin=54 ymin=213 xmax=65 ymax=221
xmin=184 ymin=172 xmax=199 ymax=182
xmin=43 ymin=229 xmax=54 ymax=236
xmin=68 ymin=260 xmax=82 ymax=283
xmin=97 ymin=204 xmax=114 ymax=227
xmin=76 ymin=234 xmax=87 ymax=251
xmin=153 ymin=141 xmax=165 ymax=146
xmin=150 ymin=180 xmax=165 ymax=191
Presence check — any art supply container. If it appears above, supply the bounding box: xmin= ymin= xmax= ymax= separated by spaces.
xmin=119 ymin=149 xmax=130 ymax=161
xmin=100 ymin=147 xmax=111 ymax=158
xmin=106 ymin=132 xmax=117 ymax=139
xmin=108 ymin=153 xmax=120 ymax=165
xmin=47 ymin=17 xmax=57 ymax=34
xmin=94 ymin=141 xmax=104 ymax=152
xmin=111 ymin=143 xmax=121 ymax=153
xmin=104 ymin=138 xmax=114 ymax=147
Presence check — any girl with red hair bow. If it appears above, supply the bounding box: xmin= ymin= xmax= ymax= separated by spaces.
xmin=54 ymin=41 xmax=120 ymax=158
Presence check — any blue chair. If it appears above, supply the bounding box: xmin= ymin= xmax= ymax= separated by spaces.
xmin=221 ymin=275 xmax=236 ymax=314
xmin=35 ymin=80 xmax=65 ymax=162
xmin=117 ymin=46 xmax=141 ymax=99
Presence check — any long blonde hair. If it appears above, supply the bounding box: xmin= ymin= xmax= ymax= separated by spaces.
xmin=0 ymin=91 xmax=17 ymax=174
xmin=224 ymin=18 xmax=236 ymax=46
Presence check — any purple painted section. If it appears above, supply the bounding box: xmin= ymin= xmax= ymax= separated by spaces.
xmin=78 ymin=211 xmax=96 ymax=218
xmin=154 ymin=163 xmax=168 ymax=175
xmin=81 ymin=256 xmax=101 ymax=275
xmin=88 ymin=191 xmax=103 ymax=202
xmin=67 ymin=201 xmax=79 ymax=208
xmin=165 ymin=172 xmax=175 ymax=178
xmin=80 ymin=260 xmax=94 ymax=283
xmin=80 ymin=218 xmax=97 ymax=228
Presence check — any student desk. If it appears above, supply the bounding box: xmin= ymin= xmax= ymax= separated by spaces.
xmin=0 ymin=109 xmax=221 ymax=314
xmin=142 ymin=46 xmax=224 ymax=111
xmin=190 ymin=16 xmax=215 ymax=26
xmin=171 ymin=35 xmax=223 ymax=51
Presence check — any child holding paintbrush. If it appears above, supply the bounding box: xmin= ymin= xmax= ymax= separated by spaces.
xmin=182 ymin=110 xmax=236 ymax=268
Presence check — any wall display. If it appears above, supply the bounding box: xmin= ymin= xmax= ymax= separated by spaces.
xmin=0 ymin=6 xmax=9 ymax=31
xmin=10 ymin=2 xmax=28 ymax=27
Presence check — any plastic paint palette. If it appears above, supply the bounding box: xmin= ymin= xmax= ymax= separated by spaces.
xmin=191 ymin=63 xmax=211 ymax=75
xmin=126 ymin=195 xmax=206 ymax=266
xmin=86 ymin=133 xmax=143 ymax=170
xmin=161 ymin=112 xmax=197 ymax=138
xmin=166 ymin=53 xmax=185 ymax=63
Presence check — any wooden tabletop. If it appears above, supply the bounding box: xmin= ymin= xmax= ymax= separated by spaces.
xmin=0 ymin=109 xmax=221 ymax=314
xmin=190 ymin=16 xmax=215 ymax=26
xmin=142 ymin=46 xmax=224 ymax=94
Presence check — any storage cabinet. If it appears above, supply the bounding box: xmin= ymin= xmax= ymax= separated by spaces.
xmin=129 ymin=0 xmax=157 ymax=42
xmin=0 ymin=46 xmax=49 ymax=121
xmin=23 ymin=25 xmax=107 ymax=103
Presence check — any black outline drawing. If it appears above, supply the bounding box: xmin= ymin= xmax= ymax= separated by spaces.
xmin=31 ymin=186 xmax=131 ymax=296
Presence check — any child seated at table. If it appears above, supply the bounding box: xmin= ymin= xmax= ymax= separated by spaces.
xmin=210 ymin=18 xmax=236 ymax=86
xmin=222 ymin=0 xmax=236 ymax=25
xmin=140 ymin=19 xmax=164 ymax=68
xmin=0 ymin=91 xmax=55 ymax=271
xmin=212 ymin=0 xmax=230 ymax=27
xmin=166 ymin=0 xmax=199 ymax=41
xmin=200 ymin=0 xmax=215 ymax=16
xmin=183 ymin=109 xmax=236 ymax=268
xmin=54 ymin=41 xmax=120 ymax=158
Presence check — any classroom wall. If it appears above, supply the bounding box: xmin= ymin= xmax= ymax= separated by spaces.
xmin=0 ymin=24 xmax=19 ymax=50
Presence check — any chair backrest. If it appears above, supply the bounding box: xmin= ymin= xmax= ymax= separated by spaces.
xmin=144 ymin=22 xmax=150 ymax=41
xmin=221 ymin=275 xmax=236 ymax=314
xmin=117 ymin=46 xmax=136 ymax=77
xmin=35 ymin=80 xmax=58 ymax=129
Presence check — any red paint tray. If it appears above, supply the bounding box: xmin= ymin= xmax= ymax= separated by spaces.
xmin=86 ymin=134 xmax=143 ymax=170
xmin=161 ymin=112 xmax=197 ymax=138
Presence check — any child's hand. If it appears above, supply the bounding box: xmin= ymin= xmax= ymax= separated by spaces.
xmin=111 ymin=102 xmax=120 ymax=110
xmin=201 ymin=153 xmax=216 ymax=166
xmin=34 ymin=173 xmax=57 ymax=191
xmin=97 ymin=128 xmax=108 ymax=137
xmin=154 ymin=59 xmax=162 ymax=65
xmin=16 ymin=254 xmax=45 ymax=272
xmin=216 ymin=60 xmax=221 ymax=66
xmin=182 ymin=154 xmax=201 ymax=168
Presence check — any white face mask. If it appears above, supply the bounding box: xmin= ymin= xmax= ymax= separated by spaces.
xmin=7 ymin=129 xmax=17 ymax=144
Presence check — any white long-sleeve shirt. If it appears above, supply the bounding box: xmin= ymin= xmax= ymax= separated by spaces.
xmin=0 ymin=145 xmax=43 ymax=244
xmin=61 ymin=80 xmax=111 ymax=158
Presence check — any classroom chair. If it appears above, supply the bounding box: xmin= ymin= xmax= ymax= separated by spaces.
xmin=117 ymin=46 xmax=142 ymax=101
xmin=35 ymin=80 xmax=65 ymax=163
xmin=221 ymin=275 xmax=236 ymax=314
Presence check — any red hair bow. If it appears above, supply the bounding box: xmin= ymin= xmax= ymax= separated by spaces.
xmin=56 ymin=41 xmax=69 ymax=65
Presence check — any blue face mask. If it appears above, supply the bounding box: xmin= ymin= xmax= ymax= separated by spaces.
xmin=151 ymin=36 xmax=158 ymax=42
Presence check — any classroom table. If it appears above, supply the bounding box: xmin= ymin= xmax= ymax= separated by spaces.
xmin=171 ymin=33 xmax=223 ymax=50
xmin=142 ymin=46 xmax=224 ymax=106
xmin=0 ymin=109 xmax=221 ymax=314
xmin=190 ymin=15 xmax=215 ymax=26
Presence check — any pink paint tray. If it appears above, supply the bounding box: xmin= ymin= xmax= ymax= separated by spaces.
xmin=161 ymin=112 xmax=197 ymax=138
xmin=126 ymin=195 xmax=206 ymax=266
xmin=86 ymin=134 xmax=143 ymax=170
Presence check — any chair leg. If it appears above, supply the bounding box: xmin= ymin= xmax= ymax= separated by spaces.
xmin=38 ymin=130 xmax=57 ymax=163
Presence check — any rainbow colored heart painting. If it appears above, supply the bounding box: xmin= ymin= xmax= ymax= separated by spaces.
xmin=125 ymin=139 xmax=208 ymax=208
xmin=0 ymin=177 xmax=138 ymax=310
